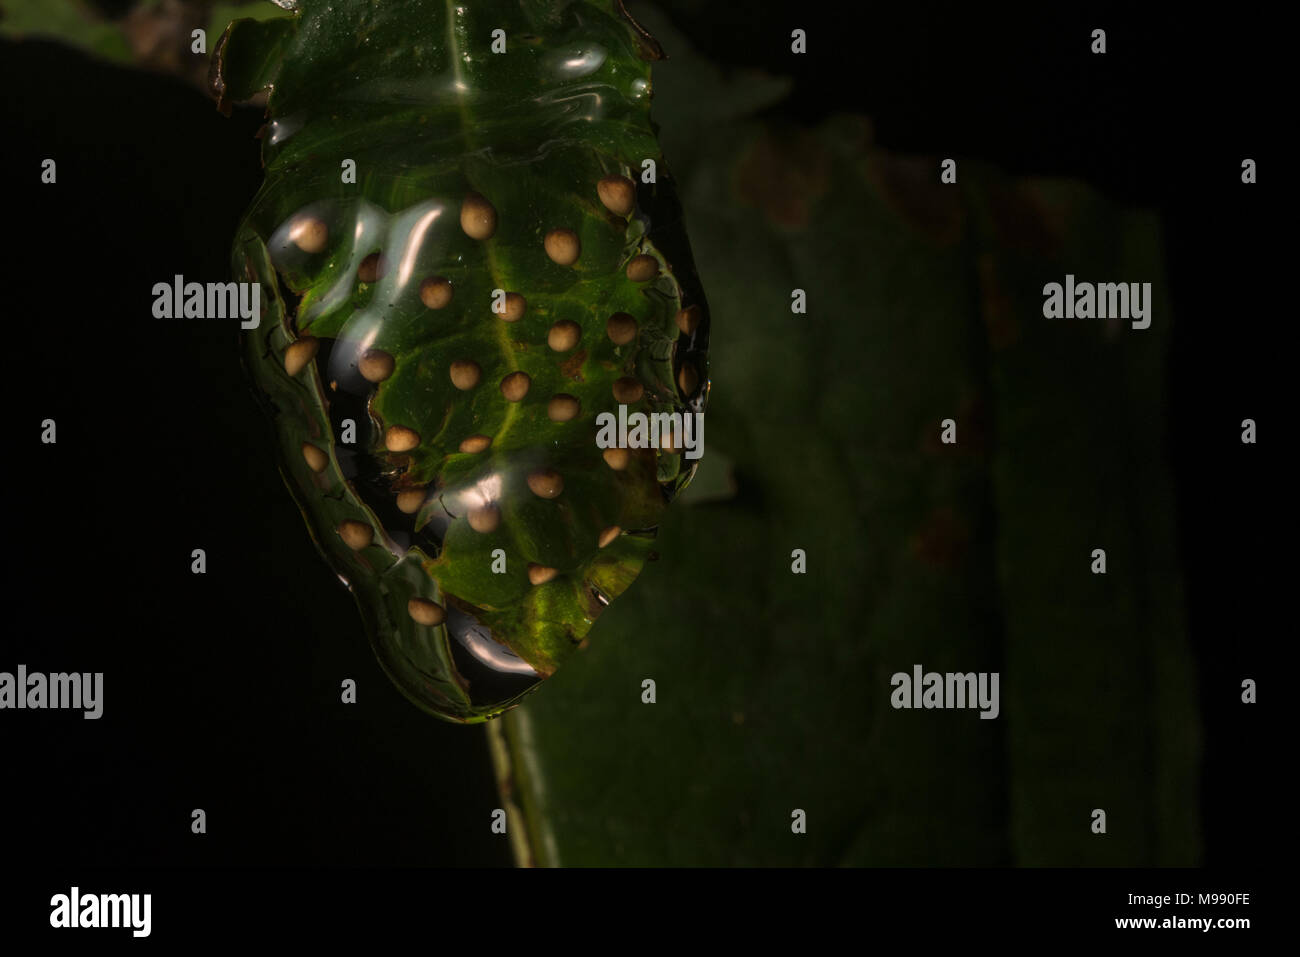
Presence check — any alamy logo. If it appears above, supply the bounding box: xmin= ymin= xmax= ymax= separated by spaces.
xmin=0 ymin=666 xmax=103 ymax=719
xmin=1042 ymin=274 xmax=1151 ymax=329
xmin=50 ymin=887 xmax=151 ymax=937
xmin=595 ymin=405 xmax=704 ymax=460
xmin=890 ymin=664 xmax=1000 ymax=719
xmin=152 ymin=274 xmax=261 ymax=329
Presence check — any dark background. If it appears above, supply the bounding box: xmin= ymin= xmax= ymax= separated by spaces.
xmin=0 ymin=1 xmax=1280 ymax=867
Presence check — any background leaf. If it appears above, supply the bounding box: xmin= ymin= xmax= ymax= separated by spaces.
xmin=0 ymin=0 xmax=133 ymax=63
xmin=493 ymin=7 xmax=1199 ymax=866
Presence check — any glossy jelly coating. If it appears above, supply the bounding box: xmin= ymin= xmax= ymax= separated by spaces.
xmin=218 ymin=0 xmax=710 ymax=722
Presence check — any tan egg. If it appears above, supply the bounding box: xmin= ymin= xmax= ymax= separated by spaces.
xmin=544 ymin=228 xmax=581 ymax=266
xmin=449 ymin=359 xmax=482 ymax=390
xmin=384 ymin=425 xmax=421 ymax=452
xmin=602 ymin=447 xmax=630 ymax=470
xmin=676 ymin=305 xmax=702 ymax=335
xmin=498 ymin=292 xmax=526 ymax=322
xmin=500 ymin=371 xmax=531 ymax=401
xmin=606 ymin=312 xmax=638 ymax=345
xmin=459 ymin=434 xmax=492 ymax=454
xmin=407 ymin=597 xmax=445 ymax=626
xmin=547 ymin=320 xmax=582 ymax=352
xmin=419 ymin=277 xmax=453 ymax=309
xmin=598 ymin=526 xmax=622 ymax=549
xmin=301 ymin=443 xmax=329 ymax=473
xmin=547 ymin=394 xmax=581 ymax=422
xmin=527 ymin=468 xmax=564 ymax=499
xmin=283 ymin=337 xmax=319 ymax=376
xmin=358 ymin=348 xmax=395 ymax=383
xmin=678 ymin=364 xmax=700 ymax=397
xmin=527 ymin=563 xmax=559 ymax=586
xmin=626 ymin=254 xmax=658 ymax=282
xmin=338 ymin=520 xmax=373 ymax=551
xmin=288 ymin=216 xmax=328 ymax=253
xmin=396 ymin=488 xmax=427 ymax=514
xmin=612 ymin=377 xmax=644 ymax=403
xmin=597 ymin=175 xmax=636 ymax=217
xmin=468 ymin=504 xmax=502 ymax=533
xmin=460 ymin=192 xmax=497 ymax=239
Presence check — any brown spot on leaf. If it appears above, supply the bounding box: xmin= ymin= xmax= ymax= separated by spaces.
xmin=984 ymin=179 xmax=1062 ymax=257
xmin=920 ymin=393 xmax=990 ymax=457
xmin=735 ymin=126 xmax=830 ymax=229
xmin=559 ymin=349 xmax=587 ymax=381
xmin=128 ymin=0 xmax=212 ymax=91
xmin=977 ymin=254 xmax=1020 ymax=351
xmin=864 ymin=153 xmax=963 ymax=246
xmin=910 ymin=508 xmax=969 ymax=569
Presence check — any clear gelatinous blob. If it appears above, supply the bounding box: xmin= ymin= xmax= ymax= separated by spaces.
xmin=543 ymin=43 xmax=608 ymax=80
xmin=221 ymin=0 xmax=710 ymax=722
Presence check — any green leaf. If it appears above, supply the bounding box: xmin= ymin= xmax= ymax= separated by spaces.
xmin=0 ymin=0 xmax=293 ymax=90
xmin=209 ymin=12 xmax=296 ymax=108
xmin=228 ymin=0 xmax=711 ymax=722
